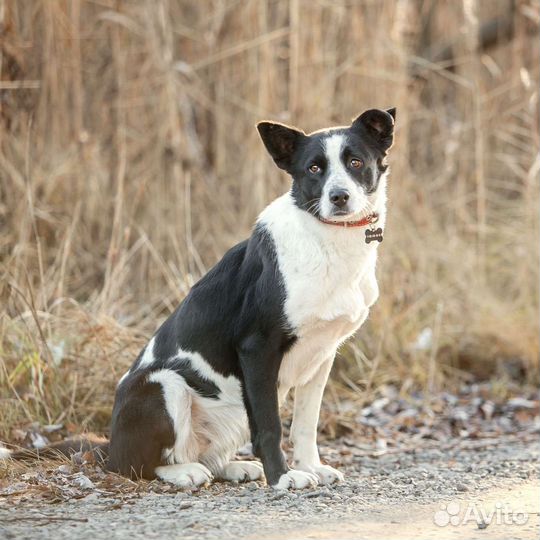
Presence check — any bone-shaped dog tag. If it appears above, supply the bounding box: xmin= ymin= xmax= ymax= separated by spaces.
xmin=365 ymin=227 xmax=383 ymax=244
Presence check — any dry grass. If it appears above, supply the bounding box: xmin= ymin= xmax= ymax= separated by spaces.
xmin=0 ymin=0 xmax=539 ymax=441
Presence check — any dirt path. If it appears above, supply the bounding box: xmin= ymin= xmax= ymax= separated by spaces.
xmin=1 ymin=436 xmax=538 ymax=540
xmin=255 ymin=481 xmax=539 ymax=540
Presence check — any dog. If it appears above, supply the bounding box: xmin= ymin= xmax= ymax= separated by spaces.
xmin=1 ymin=108 xmax=395 ymax=490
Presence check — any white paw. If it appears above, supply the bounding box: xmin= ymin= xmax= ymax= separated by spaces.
xmin=221 ymin=460 xmax=264 ymax=482
xmin=0 ymin=447 xmax=11 ymax=460
xmin=273 ymin=470 xmax=319 ymax=490
xmin=155 ymin=463 xmax=213 ymax=488
xmin=295 ymin=463 xmax=344 ymax=485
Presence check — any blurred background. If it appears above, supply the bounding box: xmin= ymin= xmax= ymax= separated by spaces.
xmin=0 ymin=0 xmax=538 ymax=444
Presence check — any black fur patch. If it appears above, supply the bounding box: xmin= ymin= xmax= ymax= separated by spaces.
xmin=163 ymin=357 xmax=220 ymax=399
xmin=150 ymin=226 xmax=295 ymax=378
xmin=129 ymin=345 xmax=220 ymax=399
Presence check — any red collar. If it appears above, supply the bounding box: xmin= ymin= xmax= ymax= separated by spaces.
xmin=318 ymin=213 xmax=379 ymax=228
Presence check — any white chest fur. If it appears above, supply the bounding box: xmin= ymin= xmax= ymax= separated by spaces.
xmin=258 ymin=192 xmax=384 ymax=390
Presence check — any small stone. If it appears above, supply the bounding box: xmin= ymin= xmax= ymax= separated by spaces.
xmin=300 ymin=491 xmax=321 ymax=498
xmin=507 ymin=398 xmax=537 ymax=410
xmin=73 ymin=473 xmax=95 ymax=490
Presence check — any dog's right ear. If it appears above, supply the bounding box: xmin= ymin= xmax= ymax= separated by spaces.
xmin=257 ymin=121 xmax=306 ymax=173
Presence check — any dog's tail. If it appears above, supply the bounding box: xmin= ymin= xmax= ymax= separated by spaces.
xmin=0 ymin=435 xmax=109 ymax=466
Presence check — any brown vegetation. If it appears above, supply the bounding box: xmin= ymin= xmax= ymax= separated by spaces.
xmin=0 ymin=0 xmax=538 ymax=441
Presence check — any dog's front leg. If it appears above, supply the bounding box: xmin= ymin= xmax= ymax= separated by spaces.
xmin=239 ymin=337 xmax=318 ymax=490
xmin=290 ymin=356 xmax=344 ymax=485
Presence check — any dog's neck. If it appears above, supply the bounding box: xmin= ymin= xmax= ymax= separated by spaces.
xmin=258 ymin=175 xmax=387 ymax=281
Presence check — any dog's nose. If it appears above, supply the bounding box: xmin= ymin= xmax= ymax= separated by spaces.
xmin=329 ymin=189 xmax=350 ymax=208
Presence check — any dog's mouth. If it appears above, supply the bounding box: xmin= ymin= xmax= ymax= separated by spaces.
xmin=321 ymin=204 xmax=375 ymax=223
xmin=325 ymin=208 xmax=363 ymax=221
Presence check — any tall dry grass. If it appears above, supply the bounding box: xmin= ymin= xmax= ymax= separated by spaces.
xmin=0 ymin=0 xmax=538 ymax=439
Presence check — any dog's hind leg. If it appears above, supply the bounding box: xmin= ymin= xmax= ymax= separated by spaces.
xmin=155 ymin=462 xmax=213 ymax=487
xmin=109 ymin=369 xmax=207 ymax=483
xmin=193 ymin=396 xmax=262 ymax=483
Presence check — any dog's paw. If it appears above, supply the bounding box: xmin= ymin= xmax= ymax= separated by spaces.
xmin=220 ymin=460 xmax=264 ymax=483
xmin=155 ymin=463 xmax=213 ymax=488
xmin=295 ymin=463 xmax=344 ymax=485
xmin=272 ymin=470 xmax=319 ymax=490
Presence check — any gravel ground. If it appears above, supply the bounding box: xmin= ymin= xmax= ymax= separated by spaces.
xmin=1 ymin=435 xmax=538 ymax=540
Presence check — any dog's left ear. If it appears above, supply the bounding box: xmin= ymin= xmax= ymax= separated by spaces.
xmin=352 ymin=108 xmax=396 ymax=151
xmin=257 ymin=121 xmax=306 ymax=173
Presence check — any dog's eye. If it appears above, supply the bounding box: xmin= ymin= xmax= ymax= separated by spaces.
xmin=309 ymin=164 xmax=321 ymax=174
xmin=349 ymin=158 xmax=363 ymax=169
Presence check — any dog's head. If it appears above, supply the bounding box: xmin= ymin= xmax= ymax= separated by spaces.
xmin=257 ymin=108 xmax=395 ymax=221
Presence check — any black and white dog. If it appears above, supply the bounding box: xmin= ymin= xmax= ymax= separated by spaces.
xmin=2 ymin=108 xmax=395 ymax=489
